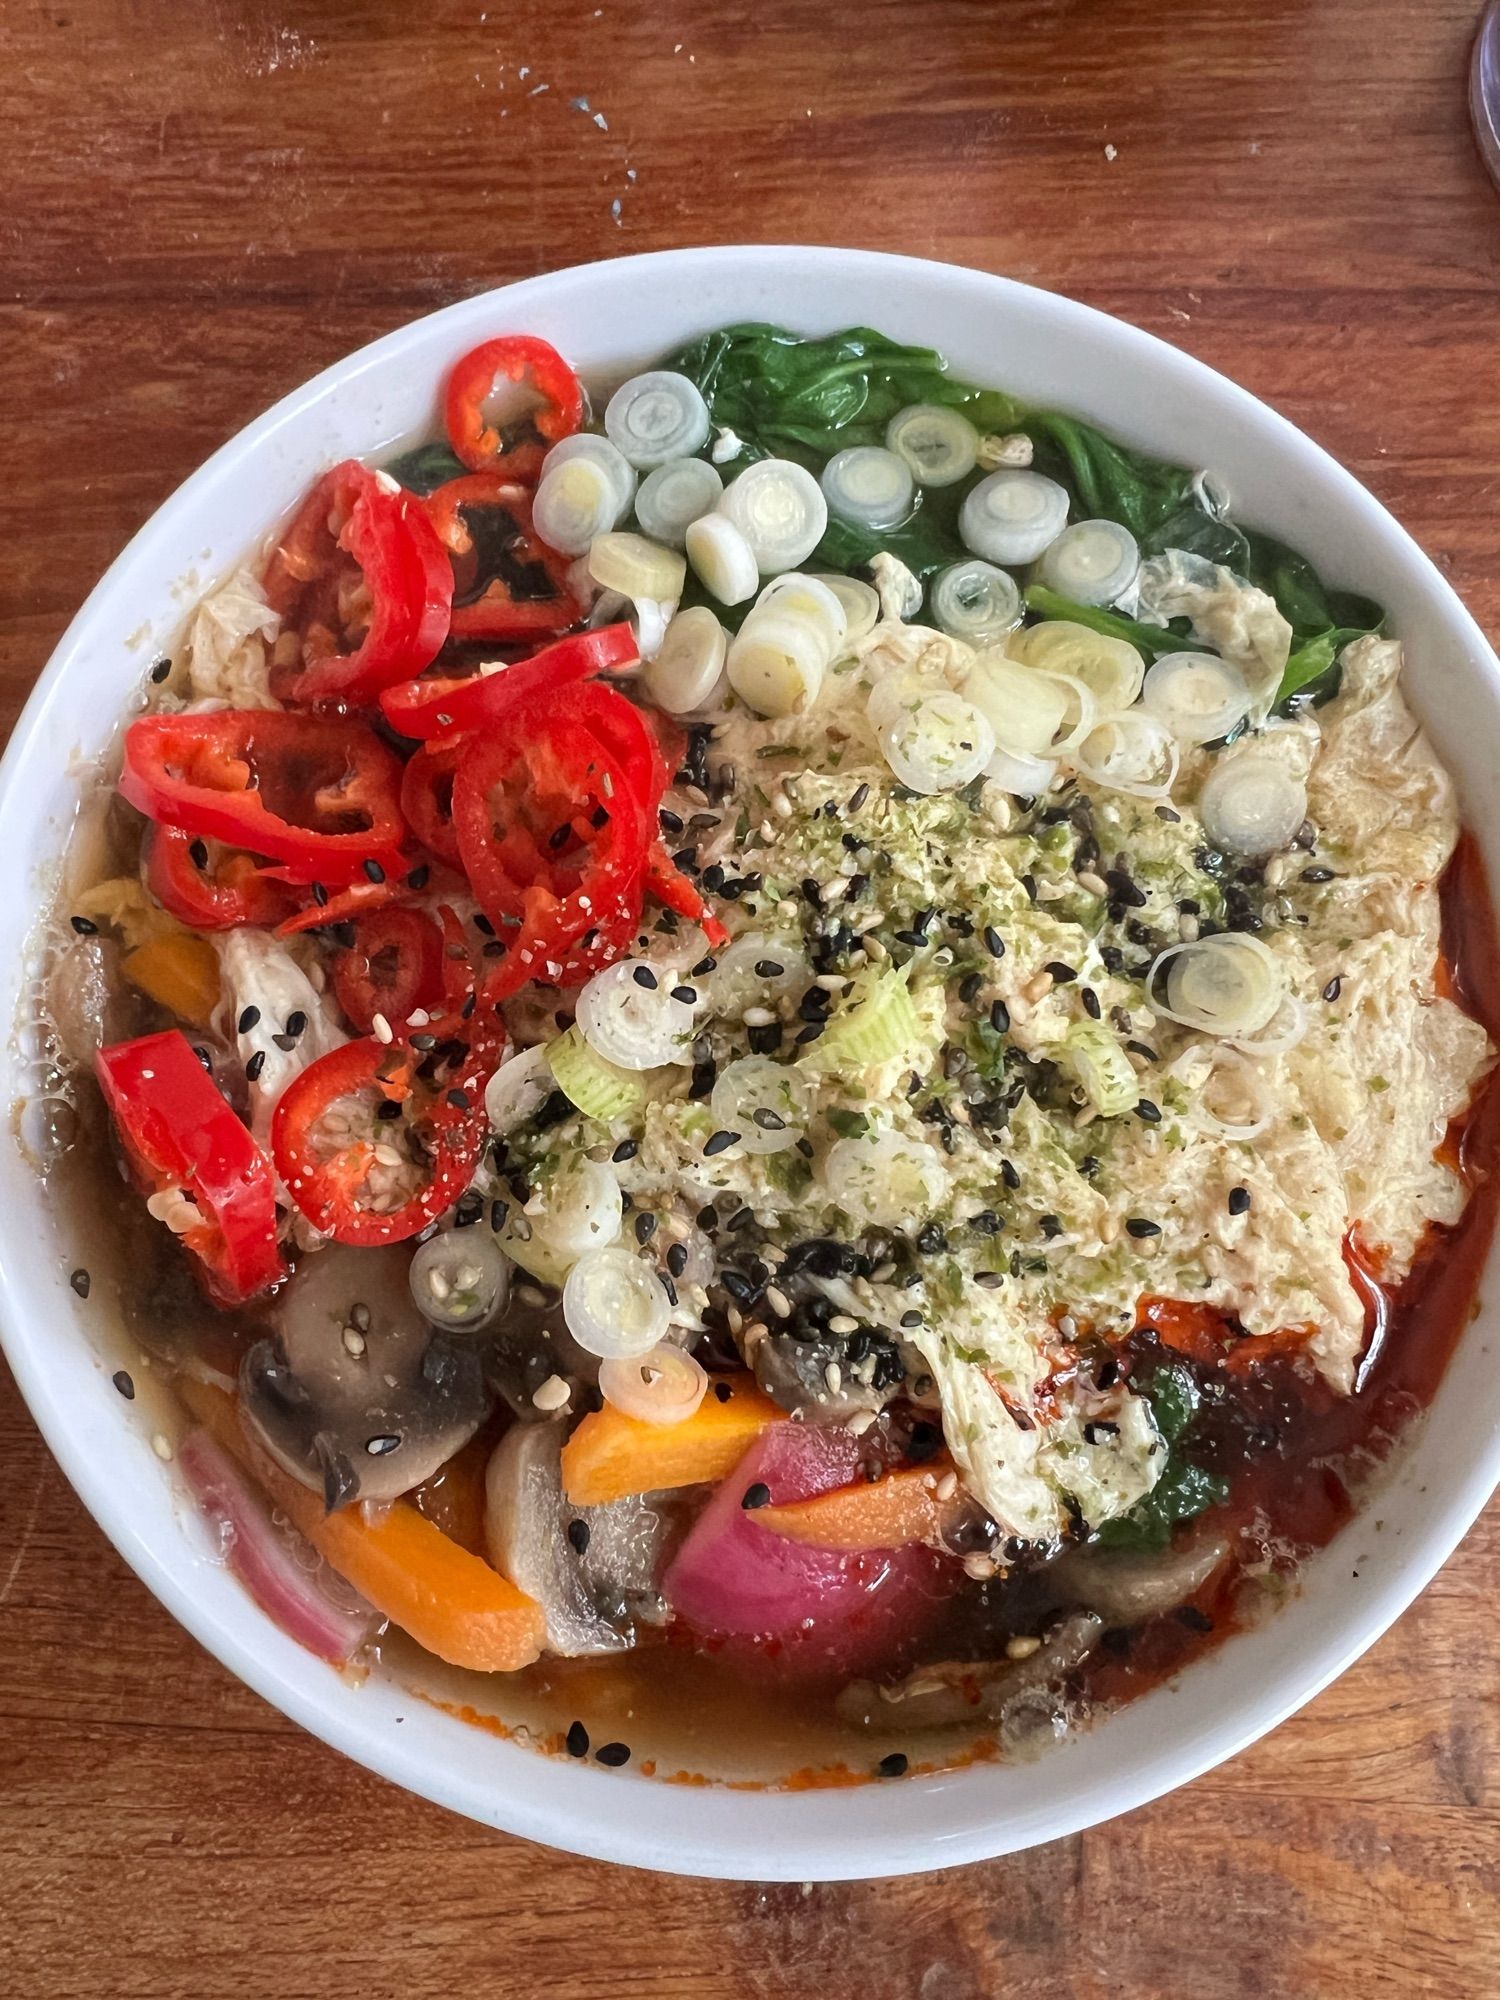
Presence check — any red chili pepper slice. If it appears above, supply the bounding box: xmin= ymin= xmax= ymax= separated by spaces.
xmin=378 ymin=624 xmax=639 ymax=741
xmin=443 ymin=335 xmax=584 ymax=480
xmin=120 ymin=710 xmax=409 ymax=887
xmin=644 ymin=840 xmax=729 ymax=948
xmin=272 ymin=1034 xmax=493 ymax=1247
xmin=262 ymin=460 xmax=453 ymax=707
xmin=451 ymin=711 xmax=650 ymax=981
xmin=96 ymin=1031 xmax=286 ymax=1306
xmin=400 ymin=737 xmax=466 ymax=869
xmin=330 ymin=907 xmax=446 ymax=1035
xmin=425 ymin=475 xmax=584 ymax=642
xmin=146 ymin=826 xmax=299 ymax=931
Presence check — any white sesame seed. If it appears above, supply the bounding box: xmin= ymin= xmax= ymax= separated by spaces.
xmin=765 ymin=1284 xmax=792 ymax=1318
xmin=824 ymin=1362 xmax=842 ymax=1395
xmin=845 ymin=1408 xmax=878 ymax=1435
xmin=1006 ymin=1635 xmax=1042 ymax=1660
xmin=828 ymin=1314 xmax=859 ymax=1335
xmin=370 ymin=1012 xmax=393 ymax=1044
xmin=342 ymin=1326 xmax=367 ymax=1357
xmin=1077 ymin=871 xmax=1109 ymax=898
xmin=742 ymin=1005 xmax=777 ymax=1027
xmin=532 ymin=1374 xmax=571 ymax=1412
xmin=1179 ymin=914 xmax=1200 ymax=942
xmin=151 ymin=1433 xmax=174 ymax=1462
xmin=406 ymin=1008 xmax=430 ymax=1027
xmin=935 ymin=1470 xmax=959 ymax=1502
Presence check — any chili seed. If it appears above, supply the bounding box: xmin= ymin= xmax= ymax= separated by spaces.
xmin=741 ymin=1482 xmax=772 ymax=1510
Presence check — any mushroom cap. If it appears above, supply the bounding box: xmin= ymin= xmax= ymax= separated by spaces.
xmin=241 ymin=1243 xmax=492 ymax=1507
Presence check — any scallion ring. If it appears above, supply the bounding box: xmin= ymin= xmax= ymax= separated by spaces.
xmin=604 ymin=370 xmax=712 ymax=468
xmin=1142 ymin=651 xmax=1253 ymax=745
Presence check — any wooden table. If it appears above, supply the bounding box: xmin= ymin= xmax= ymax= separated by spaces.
xmin=3 ymin=1 xmax=1499 ymax=1991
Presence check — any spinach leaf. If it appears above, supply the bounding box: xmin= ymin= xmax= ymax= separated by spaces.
xmin=1027 ymin=414 xmax=1198 ymax=541
xmin=1094 ymin=1357 xmax=1228 ymax=1554
xmin=386 ymin=441 xmax=468 ymax=495
xmin=1274 ymin=625 xmax=1370 ymax=709
xmin=1023 ymin=584 xmax=1207 ymax=661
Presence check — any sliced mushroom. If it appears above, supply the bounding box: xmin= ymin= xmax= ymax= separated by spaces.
xmin=835 ymin=1612 xmax=1102 ymax=1733
xmin=483 ymin=1420 xmax=682 ymax=1657
xmin=45 ymin=932 xmax=129 ymax=1069
xmin=241 ymin=1243 xmax=491 ymax=1508
xmin=1049 ymin=1529 xmax=1230 ymax=1626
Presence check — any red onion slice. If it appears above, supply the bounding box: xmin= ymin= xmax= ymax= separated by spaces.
xmin=176 ymin=1428 xmax=379 ymax=1666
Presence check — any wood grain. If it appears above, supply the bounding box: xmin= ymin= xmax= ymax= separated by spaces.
xmin=3 ymin=0 xmax=1499 ymax=1992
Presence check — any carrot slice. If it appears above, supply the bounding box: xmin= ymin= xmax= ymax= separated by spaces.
xmin=178 ymin=1378 xmax=545 ymax=1672
xmin=560 ymin=1380 xmax=784 ymax=1506
xmin=751 ymin=1461 xmax=966 ymax=1551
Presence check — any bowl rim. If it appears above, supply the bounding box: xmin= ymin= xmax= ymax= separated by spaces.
xmin=3 ymin=244 xmax=1499 ymax=1879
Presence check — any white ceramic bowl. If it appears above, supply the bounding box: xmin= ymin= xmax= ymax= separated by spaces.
xmin=3 ymin=248 xmax=1498 ymax=1881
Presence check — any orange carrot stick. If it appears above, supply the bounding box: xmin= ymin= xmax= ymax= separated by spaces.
xmin=751 ymin=1461 xmax=966 ymax=1551
xmin=560 ymin=1380 xmax=783 ymax=1506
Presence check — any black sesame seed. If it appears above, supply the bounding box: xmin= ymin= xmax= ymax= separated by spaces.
xmin=916 ymin=1222 xmax=947 ymax=1254
xmin=727 ymin=1206 xmax=754 ymax=1232
xmin=406 ymin=864 xmax=431 ymax=890
xmin=1125 ymin=1217 xmax=1162 ymax=1238
xmin=665 ymin=1242 xmax=689 ymax=1279
xmin=1000 ymin=1158 xmax=1021 ymax=1190
xmin=670 ymin=985 xmax=698 ymax=1006
xmin=974 ymin=1270 xmax=1004 ymax=1289
xmin=1322 ymin=976 xmax=1343 ymax=1002
xmin=594 ymin=1741 xmax=631 ymax=1767
xmin=365 ymin=1433 xmax=402 ymax=1456
xmin=150 ymin=657 xmax=172 ymax=683
xmin=899 ymin=1309 xmax=925 ymax=1329
xmin=566 ymin=1518 xmax=591 ymax=1556
xmin=983 ymin=926 xmax=1005 ymax=959
xmin=958 ymin=972 xmax=984 ymax=1005
xmin=271 ymin=1032 xmax=297 ymax=1052
xmin=714 ymin=1381 xmax=733 ymax=1403
xmin=1039 ymin=1214 xmax=1063 ymax=1240
xmin=409 ymin=1032 xmax=438 ymax=1051
xmin=69 ymin=915 xmax=98 ymax=936
xmin=691 ymin=956 xmax=717 ymax=978
xmin=754 ymin=959 xmax=785 ymax=979
xmin=877 ymin=1752 xmax=909 ymax=1779
xmin=445 ymin=1089 xmax=471 ymax=1111
xmin=1081 ymin=987 xmax=1102 ymax=1020
xmin=112 ymin=1369 xmax=134 ymax=1398
xmin=363 ymin=859 xmax=386 ymax=884
xmin=751 ymin=1107 xmax=787 ymax=1131
xmin=376 ymin=1099 xmax=403 ymax=1121
xmin=1301 ymin=866 xmax=1335 ymax=883
xmin=1096 ymin=1358 xmax=1120 ymax=1390
xmin=748 ymin=1021 xmax=782 ymax=1055
xmin=1080 ymin=1155 xmax=1101 ymax=1180
xmin=1135 ymin=1099 xmax=1162 ymax=1124
xmin=611 ymin=1139 xmax=639 ymax=1163
xmin=1044 ymin=962 xmax=1077 ymax=984
xmin=800 ymin=877 xmax=823 ymax=908
xmin=632 ymin=964 xmax=659 ymax=990
xmin=846 ymin=872 xmax=870 ymax=900
xmin=1020 ymin=873 xmax=1037 ymax=903
xmin=1155 ymin=805 xmax=1182 ymax=823
xmin=741 ymin=1482 xmax=772 ymax=1511
xmin=245 ymin=1051 xmax=266 ymax=1082
xmin=634 ymin=1212 xmax=658 ymax=1245
xmin=69 ymin=1267 xmax=91 ymax=1299
xmin=1083 ymin=1421 xmax=1120 ymax=1445
xmin=285 ymin=1010 xmax=307 ymax=1039
xmin=794 ymin=1021 xmax=825 ymax=1045
xmin=848 ymin=783 xmax=871 ymax=812
xmin=989 ymin=999 xmax=1011 ymax=1034
xmin=1228 ymin=1185 xmax=1252 ymax=1216
xmin=659 ymin=808 xmax=684 ymax=834
xmin=704 ymin=1129 xmax=739 ymax=1156
xmin=566 ymin=1720 xmax=590 ymax=1758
